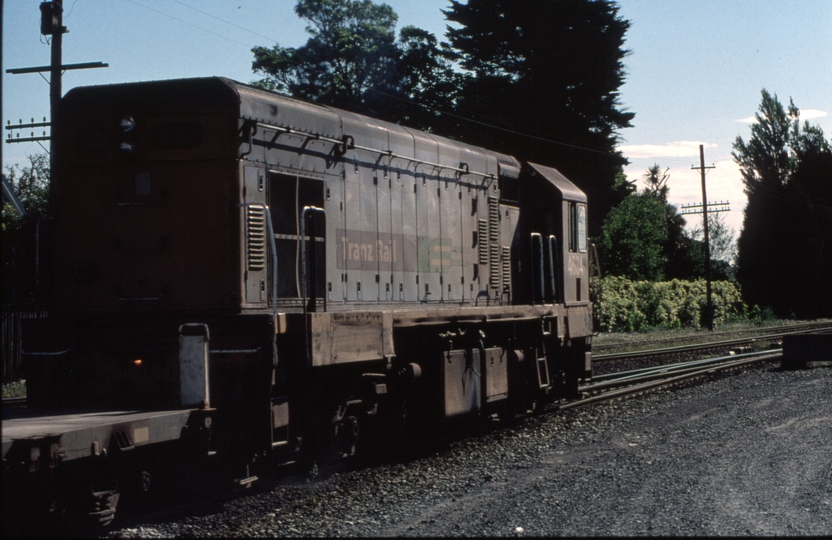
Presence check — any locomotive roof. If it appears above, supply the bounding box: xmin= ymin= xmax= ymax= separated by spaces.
xmin=227 ymin=77 xmax=522 ymax=179
xmin=61 ymin=77 xmax=524 ymax=180
xmin=526 ymin=162 xmax=587 ymax=203
xmin=61 ymin=77 xmax=586 ymax=201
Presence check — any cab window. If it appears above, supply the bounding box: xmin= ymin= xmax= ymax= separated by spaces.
xmin=568 ymin=202 xmax=587 ymax=253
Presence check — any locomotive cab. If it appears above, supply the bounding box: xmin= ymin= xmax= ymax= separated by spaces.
xmin=512 ymin=162 xmax=589 ymax=307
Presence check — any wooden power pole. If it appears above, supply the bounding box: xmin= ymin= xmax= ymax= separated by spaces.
xmin=691 ymin=145 xmax=716 ymax=331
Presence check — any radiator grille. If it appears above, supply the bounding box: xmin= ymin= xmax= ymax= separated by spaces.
xmin=247 ymin=205 xmax=266 ymax=271
xmin=488 ymin=197 xmax=499 ymax=241
xmin=478 ymin=219 xmax=489 ymax=265
xmin=490 ymin=242 xmax=501 ymax=289
xmin=502 ymin=246 xmax=511 ymax=289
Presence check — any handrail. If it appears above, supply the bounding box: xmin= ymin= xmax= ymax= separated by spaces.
xmin=238 ymin=202 xmax=279 ymax=367
xmin=300 ymin=206 xmax=326 ymax=367
xmin=300 ymin=206 xmax=326 ymax=316
xmin=252 ymin=120 xmax=496 ymax=180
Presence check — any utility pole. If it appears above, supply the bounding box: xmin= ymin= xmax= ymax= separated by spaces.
xmin=5 ymin=2 xmax=108 ymax=203
xmin=4 ymin=2 xmax=107 ymax=310
xmin=45 ymin=0 xmax=64 ymax=210
xmin=691 ymin=144 xmax=716 ymax=331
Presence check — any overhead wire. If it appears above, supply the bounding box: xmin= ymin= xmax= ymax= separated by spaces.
xmin=170 ymin=0 xmax=282 ymax=45
xmin=366 ymin=87 xmax=619 ymax=157
xmin=123 ymin=0 xmax=255 ymax=48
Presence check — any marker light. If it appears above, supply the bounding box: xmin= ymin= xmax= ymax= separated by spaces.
xmin=120 ymin=116 xmax=136 ymax=132
xmin=133 ymin=359 xmax=143 ymax=366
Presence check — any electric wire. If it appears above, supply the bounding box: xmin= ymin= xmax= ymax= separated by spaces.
xmin=123 ymin=0 xmax=254 ymax=48
xmin=171 ymin=0 xmax=282 ymax=45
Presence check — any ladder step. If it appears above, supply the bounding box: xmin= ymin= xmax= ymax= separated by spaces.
xmin=536 ymin=357 xmax=550 ymax=388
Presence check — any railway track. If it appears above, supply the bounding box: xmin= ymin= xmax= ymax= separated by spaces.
xmin=1 ymin=396 xmax=27 ymax=407
xmin=7 ymin=328 xmax=820 ymax=536
xmin=592 ymin=321 xmax=832 ymax=355
xmin=559 ymin=348 xmax=783 ymax=411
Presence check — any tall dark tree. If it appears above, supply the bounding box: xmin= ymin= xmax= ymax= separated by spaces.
xmin=443 ymin=0 xmax=635 ymax=237
xmin=396 ymin=26 xmax=469 ymax=131
xmin=251 ymin=0 xmax=402 ymax=118
xmin=733 ymin=90 xmax=832 ymax=318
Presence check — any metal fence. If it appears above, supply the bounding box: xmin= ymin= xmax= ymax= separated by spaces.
xmin=2 ymin=307 xmax=48 ymax=383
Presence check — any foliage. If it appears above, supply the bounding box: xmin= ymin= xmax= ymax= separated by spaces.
xmin=2 ymin=154 xmax=51 ymax=305
xmin=643 ymin=163 xmax=670 ymax=202
xmin=443 ymin=0 xmax=635 ymax=237
xmin=250 ymin=1 xmax=637 ymax=238
xmin=597 ymin=163 xmax=737 ymax=283
xmin=2 ymin=154 xmax=50 ymax=230
xmin=597 ymin=192 xmax=668 ymax=280
xmin=2 ymin=380 xmax=26 ymax=398
xmin=306 ymin=461 xmax=319 ymax=503
xmin=688 ymin=212 xmax=737 ymax=271
xmin=591 ymin=276 xmax=747 ymax=332
xmin=732 ymin=90 xmax=832 ymax=318
xmin=251 ymin=0 xmax=402 ymax=118
xmin=395 ymin=26 xmax=469 ymax=131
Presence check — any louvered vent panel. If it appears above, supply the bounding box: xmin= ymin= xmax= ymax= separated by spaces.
xmin=247 ymin=206 xmax=266 ymax=271
xmin=490 ymin=243 xmax=501 ymax=289
xmin=488 ymin=197 xmax=499 ymax=241
xmin=502 ymin=246 xmax=511 ymax=289
xmin=478 ymin=219 xmax=489 ymax=265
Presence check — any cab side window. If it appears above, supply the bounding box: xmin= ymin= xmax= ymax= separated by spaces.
xmin=568 ymin=202 xmax=587 ymax=253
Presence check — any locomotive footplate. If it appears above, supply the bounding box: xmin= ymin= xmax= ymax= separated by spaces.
xmin=3 ymin=407 xmax=214 ymax=531
xmin=2 ymin=407 xmax=211 ymax=466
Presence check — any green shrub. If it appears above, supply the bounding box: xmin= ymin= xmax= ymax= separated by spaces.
xmin=591 ymin=276 xmax=750 ymax=332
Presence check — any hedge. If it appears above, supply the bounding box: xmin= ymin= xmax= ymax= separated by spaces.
xmin=590 ymin=276 xmax=747 ymax=332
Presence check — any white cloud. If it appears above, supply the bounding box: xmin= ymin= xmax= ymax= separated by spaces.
xmin=798 ymin=109 xmax=827 ymax=120
xmin=737 ymin=108 xmax=827 ymax=123
xmin=623 ymin=159 xmax=747 ymax=237
xmin=617 ymin=141 xmax=717 ymax=159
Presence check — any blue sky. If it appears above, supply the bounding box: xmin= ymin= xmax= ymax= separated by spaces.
xmin=3 ymin=0 xmax=831 ymax=240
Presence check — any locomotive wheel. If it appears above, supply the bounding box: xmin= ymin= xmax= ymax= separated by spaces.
xmin=140 ymin=470 xmax=152 ymax=494
xmin=85 ymin=488 xmax=120 ymax=527
xmin=335 ymin=415 xmax=360 ymax=459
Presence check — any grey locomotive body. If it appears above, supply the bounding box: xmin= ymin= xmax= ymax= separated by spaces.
xmin=4 ymin=78 xmax=593 ymax=525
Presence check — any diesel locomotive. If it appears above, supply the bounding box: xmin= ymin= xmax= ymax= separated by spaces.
xmin=2 ymin=77 xmax=593 ymax=525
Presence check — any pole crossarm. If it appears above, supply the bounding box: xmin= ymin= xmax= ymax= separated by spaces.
xmin=6 ymin=121 xmax=51 ymax=130
xmin=6 ymin=136 xmax=51 ymax=144
xmin=680 ymin=202 xmax=730 ymax=214
xmin=6 ymin=61 xmax=108 ymax=75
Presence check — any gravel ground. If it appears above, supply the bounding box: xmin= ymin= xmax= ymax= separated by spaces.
xmin=108 ymin=361 xmax=832 ymax=537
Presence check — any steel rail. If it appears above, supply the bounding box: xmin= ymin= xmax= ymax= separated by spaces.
xmin=582 ymin=350 xmax=779 ymax=391
xmin=592 ymin=326 xmax=828 ymax=362
xmin=593 ymin=322 xmax=832 ymax=354
xmin=590 ymin=349 xmax=772 ymax=383
xmin=559 ymin=350 xmax=782 ymax=410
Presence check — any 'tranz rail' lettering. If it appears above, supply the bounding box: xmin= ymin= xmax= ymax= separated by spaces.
xmin=341 ymin=236 xmax=397 ymax=263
